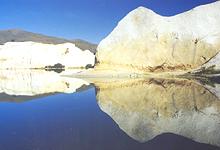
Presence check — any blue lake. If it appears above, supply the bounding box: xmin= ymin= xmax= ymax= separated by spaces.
xmin=0 ymin=70 xmax=219 ymax=150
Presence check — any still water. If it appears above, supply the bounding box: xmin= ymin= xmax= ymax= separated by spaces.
xmin=0 ymin=70 xmax=219 ymax=150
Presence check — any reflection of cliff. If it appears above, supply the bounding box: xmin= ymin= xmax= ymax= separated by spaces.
xmin=95 ymin=78 xmax=220 ymax=146
xmin=0 ymin=69 xmax=90 ymax=97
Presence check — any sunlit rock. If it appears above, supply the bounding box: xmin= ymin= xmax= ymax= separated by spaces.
xmin=95 ymin=78 xmax=220 ymax=146
xmin=96 ymin=1 xmax=220 ymax=73
xmin=191 ymin=52 xmax=220 ymax=76
xmin=0 ymin=69 xmax=90 ymax=96
xmin=0 ymin=42 xmax=95 ymax=69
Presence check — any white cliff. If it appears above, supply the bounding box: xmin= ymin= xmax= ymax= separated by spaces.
xmin=96 ymin=1 xmax=220 ymax=73
xmin=0 ymin=69 xmax=90 ymax=96
xmin=95 ymin=79 xmax=220 ymax=146
xmin=0 ymin=42 xmax=95 ymax=69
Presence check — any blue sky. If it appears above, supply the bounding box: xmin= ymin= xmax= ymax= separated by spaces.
xmin=0 ymin=0 xmax=217 ymax=43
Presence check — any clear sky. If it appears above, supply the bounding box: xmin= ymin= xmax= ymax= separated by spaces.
xmin=0 ymin=0 xmax=217 ymax=43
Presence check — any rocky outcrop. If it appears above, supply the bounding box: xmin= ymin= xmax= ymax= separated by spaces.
xmin=95 ymin=78 xmax=220 ymax=146
xmin=0 ymin=42 xmax=95 ymax=69
xmin=96 ymin=1 xmax=220 ymax=74
xmin=0 ymin=69 xmax=90 ymax=96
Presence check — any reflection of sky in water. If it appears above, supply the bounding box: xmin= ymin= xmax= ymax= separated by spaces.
xmin=0 ymin=88 xmax=144 ymax=150
xmin=0 ymin=75 xmax=219 ymax=149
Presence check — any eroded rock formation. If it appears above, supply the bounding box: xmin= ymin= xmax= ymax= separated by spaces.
xmin=96 ymin=2 xmax=220 ymax=74
xmin=95 ymin=78 xmax=220 ymax=146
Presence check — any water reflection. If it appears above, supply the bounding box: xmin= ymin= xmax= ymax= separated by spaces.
xmin=0 ymin=69 xmax=90 ymax=99
xmin=95 ymin=78 xmax=220 ymax=146
xmin=0 ymin=70 xmax=219 ymax=149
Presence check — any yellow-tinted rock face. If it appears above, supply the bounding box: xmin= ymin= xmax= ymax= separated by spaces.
xmin=96 ymin=2 xmax=220 ymax=73
xmin=95 ymin=78 xmax=220 ymax=146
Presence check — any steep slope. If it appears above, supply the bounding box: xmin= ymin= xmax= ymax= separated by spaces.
xmin=0 ymin=29 xmax=97 ymax=53
xmin=96 ymin=1 xmax=220 ymax=73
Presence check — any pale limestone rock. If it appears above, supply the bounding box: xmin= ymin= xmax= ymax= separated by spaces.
xmin=0 ymin=42 xmax=95 ymax=69
xmin=0 ymin=69 xmax=90 ymax=96
xmin=95 ymin=79 xmax=220 ymax=146
xmin=192 ymin=52 xmax=220 ymax=75
xmin=202 ymin=52 xmax=220 ymax=72
xmin=96 ymin=2 xmax=220 ymax=73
